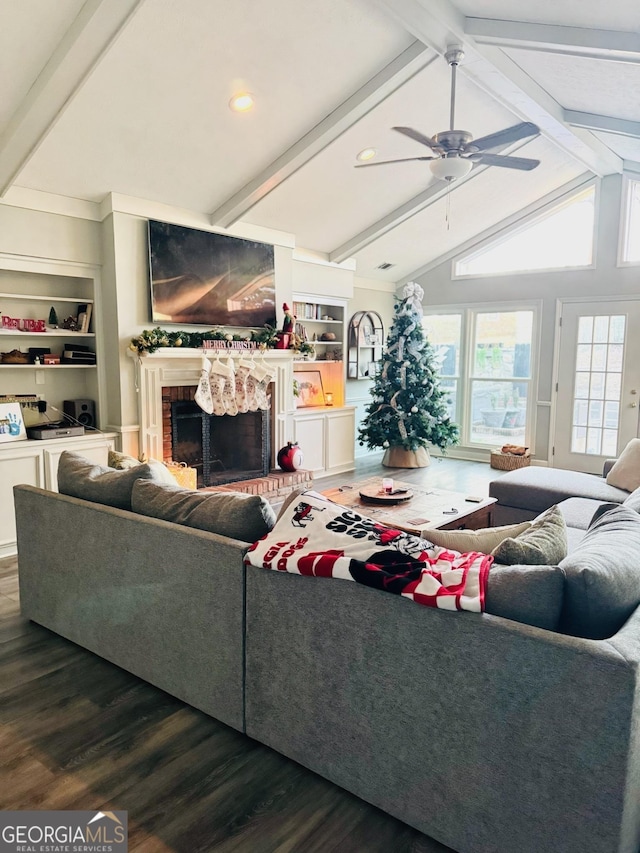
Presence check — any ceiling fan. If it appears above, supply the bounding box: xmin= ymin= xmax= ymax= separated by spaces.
xmin=356 ymin=46 xmax=541 ymax=182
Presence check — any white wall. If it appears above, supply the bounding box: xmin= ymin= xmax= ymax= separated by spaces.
xmin=0 ymin=203 xmax=101 ymax=265
xmin=412 ymin=173 xmax=639 ymax=462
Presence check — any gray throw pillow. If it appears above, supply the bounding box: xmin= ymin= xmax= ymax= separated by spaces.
xmin=485 ymin=564 xmax=565 ymax=631
xmin=491 ymin=505 xmax=567 ymax=566
xmin=131 ymin=479 xmax=276 ymax=542
xmin=57 ymin=450 xmax=173 ymax=510
xmin=560 ymin=504 xmax=640 ymax=639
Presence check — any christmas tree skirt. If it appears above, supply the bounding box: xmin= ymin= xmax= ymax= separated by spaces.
xmin=382 ymin=446 xmax=431 ymax=468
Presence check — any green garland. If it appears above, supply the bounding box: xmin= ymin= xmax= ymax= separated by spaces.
xmin=128 ymin=325 xmax=315 ymax=357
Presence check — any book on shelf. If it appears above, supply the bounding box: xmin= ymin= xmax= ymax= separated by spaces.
xmin=76 ymin=302 xmax=93 ymax=333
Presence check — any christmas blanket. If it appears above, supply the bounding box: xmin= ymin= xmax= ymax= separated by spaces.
xmin=245 ymin=491 xmax=492 ymax=612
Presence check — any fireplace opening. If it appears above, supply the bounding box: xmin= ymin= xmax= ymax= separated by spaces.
xmin=169 ymin=399 xmax=270 ymax=488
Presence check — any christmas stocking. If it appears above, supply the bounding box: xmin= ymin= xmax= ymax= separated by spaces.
xmin=255 ymin=363 xmax=275 ymax=411
xmin=246 ymin=362 xmax=266 ymax=412
xmin=235 ymin=359 xmax=252 ymax=413
xmin=194 ymin=357 xmax=214 ymax=414
xmin=208 ymin=357 xmax=233 ymax=416
xmin=222 ymin=357 xmax=238 ymax=416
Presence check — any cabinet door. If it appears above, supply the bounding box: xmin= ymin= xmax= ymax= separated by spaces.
xmin=43 ymin=437 xmax=114 ymax=491
xmin=0 ymin=444 xmax=44 ymax=555
xmin=325 ymin=410 xmax=355 ymax=474
xmin=293 ymin=416 xmax=325 ymax=473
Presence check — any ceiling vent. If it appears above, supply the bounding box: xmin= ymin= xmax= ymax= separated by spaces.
xmin=376 ymin=262 xmax=395 ymax=270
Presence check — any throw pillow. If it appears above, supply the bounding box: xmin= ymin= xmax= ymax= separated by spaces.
xmin=491 ymin=505 xmax=567 ymax=566
xmin=485 ymin=565 xmax=565 ymax=631
xmin=131 ymin=479 xmax=276 ymax=542
xmin=606 ymin=438 xmax=640 ymax=492
xmin=422 ymin=521 xmax=532 ymax=554
xmin=58 ymin=450 xmax=174 ymax=511
xmin=560 ymin=504 xmax=640 ymax=639
xmin=108 ymin=449 xmax=142 ymax=470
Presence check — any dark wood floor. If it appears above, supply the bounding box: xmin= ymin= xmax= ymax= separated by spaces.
xmin=0 ymin=456 xmax=496 ymax=852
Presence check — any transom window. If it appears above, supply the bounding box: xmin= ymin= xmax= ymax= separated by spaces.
xmin=454 ymin=185 xmax=596 ymax=277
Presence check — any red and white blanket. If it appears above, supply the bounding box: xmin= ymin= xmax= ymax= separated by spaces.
xmin=246 ymin=491 xmax=492 ymax=612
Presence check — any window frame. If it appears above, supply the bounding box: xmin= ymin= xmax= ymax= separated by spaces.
xmin=618 ymin=174 xmax=640 ymax=268
xmin=424 ymin=302 xmax=541 ymax=452
xmin=451 ymin=182 xmax=598 ymax=280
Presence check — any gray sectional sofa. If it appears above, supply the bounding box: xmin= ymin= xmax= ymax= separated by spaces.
xmin=13 ymin=472 xmax=640 ymax=853
xmin=489 ymin=460 xmax=628 ymax=525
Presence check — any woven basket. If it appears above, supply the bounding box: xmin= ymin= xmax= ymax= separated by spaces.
xmin=490 ymin=450 xmax=531 ymax=471
xmin=165 ymin=461 xmax=197 ymax=489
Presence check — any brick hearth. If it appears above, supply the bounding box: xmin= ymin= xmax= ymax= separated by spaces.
xmin=202 ymin=468 xmax=313 ymax=501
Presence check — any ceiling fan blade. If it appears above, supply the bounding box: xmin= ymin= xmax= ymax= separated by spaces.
xmin=355 ymin=156 xmax=437 ymax=168
xmin=392 ymin=126 xmax=441 ymax=152
xmin=468 ymin=152 xmax=540 ymax=171
xmin=467 ymin=122 xmax=540 ymax=153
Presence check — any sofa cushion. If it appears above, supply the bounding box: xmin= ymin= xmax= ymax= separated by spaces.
xmin=606 ymin=438 xmax=640 ymax=492
xmin=489 ymin=466 xmax=629 ymax=514
xmin=558 ymin=497 xmax=608 ymax=531
xmin=421 ymin=521 xmax=531 ymax=553
xmin=58 ymin=450 xmax=173 ymax=511
xmin=623 ymin=485 xmax=640 ymax=514
xmin=131 ymin=479 xmax=276 ymax=542
xmin=485 ymin=565 xmax=564 ymax=631
xmin=491 ymin=505 xmax=567 ymax=566
xmin=559 ymin=504 xmax=640 ymax=639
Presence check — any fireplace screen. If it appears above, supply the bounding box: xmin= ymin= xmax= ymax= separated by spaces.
xmin=170 ymin=400 xmax=270 ymax=488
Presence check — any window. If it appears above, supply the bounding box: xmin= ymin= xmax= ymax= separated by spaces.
xmin=454 ymin=185 xmax=596 ymax=277
xmin=621 ymin=178 xmax=640 ymax=264
xmin=570 ymin=315 xmax=625 ymax=456
xmin=424 ymin=308 xmax=536 ymax=450
xmin=422 ymin=314 xmax=461 ymax=423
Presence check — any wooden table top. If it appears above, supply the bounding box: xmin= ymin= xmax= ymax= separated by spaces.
xmin=320 ymin=476 xmax=496 ymax=535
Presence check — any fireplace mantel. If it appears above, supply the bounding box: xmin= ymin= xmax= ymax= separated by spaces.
xmin=132 ymin=348 xmax=296 ymax=463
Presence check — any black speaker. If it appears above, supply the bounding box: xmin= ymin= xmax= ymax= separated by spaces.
xmin=63 ymin=399 xmax=95 ymax=428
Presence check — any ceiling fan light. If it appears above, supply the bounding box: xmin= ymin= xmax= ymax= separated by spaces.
xmin=429 ymin=156 xmax=473 ymax=182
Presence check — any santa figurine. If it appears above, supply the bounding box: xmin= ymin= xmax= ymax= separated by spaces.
xmin=282 ymin=303 xmax=295 ymax=334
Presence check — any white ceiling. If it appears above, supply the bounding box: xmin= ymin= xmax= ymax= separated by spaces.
xmin=1 ymin=0 xmax=638 ymax=282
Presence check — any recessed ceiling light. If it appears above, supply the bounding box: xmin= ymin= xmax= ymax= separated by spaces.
xmin=357 ymin=148 xmax=376 ymax=162
xmin=229 ymin=92 xmax=255 ymax=112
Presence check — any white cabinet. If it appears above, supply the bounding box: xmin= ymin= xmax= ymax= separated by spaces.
xmin=293 ymin=407 xmax=355 ymax=477
xmin=0 ymin=432 xmax=116 ymax=557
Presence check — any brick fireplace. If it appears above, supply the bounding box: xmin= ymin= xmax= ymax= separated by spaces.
xmin=132 ymin=349 xmax=312 ymax=497
xmin=162 ymin=385 xmax=270 ymax=488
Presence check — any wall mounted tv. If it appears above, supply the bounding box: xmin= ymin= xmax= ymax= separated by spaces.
xmin=147 ymin=219 xmax=276 ymax=328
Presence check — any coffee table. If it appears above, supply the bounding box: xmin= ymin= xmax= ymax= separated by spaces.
xmin=320 ymin=477 xmax=496 ymax=535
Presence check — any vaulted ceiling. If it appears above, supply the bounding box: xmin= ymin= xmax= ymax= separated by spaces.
xmin=1 ymin=0 xmax=638 ymax=282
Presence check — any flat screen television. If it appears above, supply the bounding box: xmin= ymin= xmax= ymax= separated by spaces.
xmin=147 ymin=219 xmax=276 ymax=328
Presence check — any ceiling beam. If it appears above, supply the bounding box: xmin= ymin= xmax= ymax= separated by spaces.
xmin=565 ymin=110 xmax=640 ymax=139
xmin=0 ymin=0 xmax=145 ymax=197
xmin=329 ymin=138 xmax=527 ymax=264
xmin=374 ymin=0 xmax=622 ymax=176
xmin=465 ymin=18 xmax=640 ymax=64
xmin=208 ymin=41 xmax=433 ymax=228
